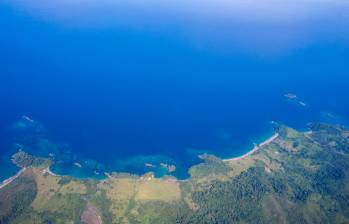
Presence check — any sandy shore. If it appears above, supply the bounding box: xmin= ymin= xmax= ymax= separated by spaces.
xmin=43 ymin=167 xmax=60 ymax=177
xmin=0 ymin=166 xmax=62 ymax=191
xmin=0 ymin=167 xmax=26 ymax=190
xmin=224 ymin=133 xmax=279 ymax=162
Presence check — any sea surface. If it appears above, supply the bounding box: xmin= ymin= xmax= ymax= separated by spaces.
xmin=1 ymin=0 xmax=349 ymax=180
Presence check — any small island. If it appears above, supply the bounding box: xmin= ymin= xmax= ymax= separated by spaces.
xmin=284 ymin=93 xmax=297 ymax=99
xmin=160 ymin=163 xmax=176 ymax=173
xmin=284 ymin=93 xmax=307 ymax=107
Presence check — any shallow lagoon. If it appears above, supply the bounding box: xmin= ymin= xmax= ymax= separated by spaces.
xmin=0 ymin=0 xmax=349 ymax=179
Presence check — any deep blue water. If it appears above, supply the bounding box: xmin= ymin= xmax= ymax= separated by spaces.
xmin=1 ymin=0 xmax=349 ymax=180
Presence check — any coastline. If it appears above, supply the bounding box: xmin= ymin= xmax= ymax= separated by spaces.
xmin=37 ymin=133 xmax=280 ymax=181
xmin=0 ymin=133 xmax=280 ymax=185
xmin=0 ymin=167 xmax=26 ymax=190
xmin=223 ymin=133 xmax=279 ymax=162
xmin=43 ymin=167 xmax=60 ymax=177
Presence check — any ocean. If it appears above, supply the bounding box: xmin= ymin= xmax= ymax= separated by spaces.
xmin=1 ymin=0 xmax=349 ymax=180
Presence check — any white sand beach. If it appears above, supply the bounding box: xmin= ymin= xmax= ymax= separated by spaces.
xmin=0 ymin=167 xmax=26 ymax=190
xmin=43 ymin=167 xmax=60 ymax=177
xmin=224 ymin=133 xmax=279 ymax=162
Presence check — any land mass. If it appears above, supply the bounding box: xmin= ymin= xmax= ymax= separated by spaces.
xmin=1 ymin=123 xmax=349 ymax=224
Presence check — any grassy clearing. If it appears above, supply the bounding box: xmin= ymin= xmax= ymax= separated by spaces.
xmin=31 ymin=168 xmax=87 ymax=212
xmin=59 ymin=180 xmax=87 ymax=195
xmin=31 ymin=168 xmax=61 ymax=210
xmin=99 ymin=177 xmax=138 ymax=223
xmin=136 ymin=179 xmax=181 ymax=202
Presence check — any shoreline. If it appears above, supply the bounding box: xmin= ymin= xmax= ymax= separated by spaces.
xmin=223 ymin=133 xmax=279 ymax=162
xmin=0 ymin=167 xmax=26 ymax=190
xmin=1 ymin=133 xmax=280 ymax=184
xmin=43 ymin=167 xmax=60 ymax=177
xmin=42 ymin=133 xmax=280 ymax=181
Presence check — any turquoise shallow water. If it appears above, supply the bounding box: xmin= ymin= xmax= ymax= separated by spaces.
xmin=0 ymin=0 xmax=349 ymax=180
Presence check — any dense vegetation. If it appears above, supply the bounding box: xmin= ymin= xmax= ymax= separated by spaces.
xmin=1 ymin=123 xmax=349 ymax=223
xmin=0 ymin=171 xmax=37 ymax=223
xmin=12 ymin=151 xmax=51 ymax=168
